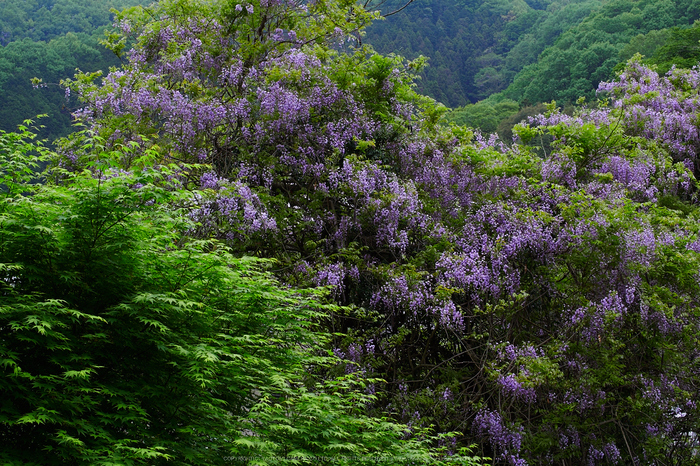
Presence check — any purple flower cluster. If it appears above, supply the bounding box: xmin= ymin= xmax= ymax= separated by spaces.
xmin=498 ymin=344 xmax=540 ymax=362
xmin=568 ymin=292 xmax=628 ymax=344
xmin=433 ymin=300 xmax=465 ymax=332
xmin=189 ymin=181 xmax=277 ymax=240
xmin=473 ymin=409 xmax=525 ymax=465
xmin=77 ymin=15 xmax=379 ymax=180
xmin=598 ymin=62 xmax=700 ymax=165
xmin=497 ymin=374 xmax=537 ymax=404
xmin=371 ymin=275 xmax=431 ymax=322
xmin=597 ymin=155 xmax=658 ymax=200
xmin=558 ymin=426 xmax=581 ymax=450
xmin=313 ymin=262 xmax=351 ymax=296
xmin=532 ymin=59 xmax=700 ymax=183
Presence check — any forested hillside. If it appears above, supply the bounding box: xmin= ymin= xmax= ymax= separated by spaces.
xmin=501 ymin=0 xmax=700 ymax=104
xmin=366 ymin=0 xmax=604 ymax=107
xmin=0 ymin=0 xmax=141 ymax=43
xmin=0 ymin=0 xmax=142 ymax=139
xmin=441 ymin=0 xmax=700 ymax=136
xmin=367 ymin=0 xmax=700 ymax=135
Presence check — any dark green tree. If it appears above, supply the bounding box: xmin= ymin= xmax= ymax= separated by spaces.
xmin=501 ymin=0 xmax=700 ymax=105
xmin=646 ymin=21 xmax=700 ymax=74
xmin=0 ymin=0 xmax=145 ymax=141
xmin=0 ymin=0 xmax=143 ymax=43
xmin=0 ymin=33 xmax=120 ymax=139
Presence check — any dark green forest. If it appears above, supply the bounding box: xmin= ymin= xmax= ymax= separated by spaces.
xmin=0 ymin=0 xmax=142 ymax=139
xmin=500 ymin=0 xmax=700 ymax=104
xmin=366 ymin=0 xmax=604 ymax=106
xmin=368 ymin=0 xmax=700 ymax=135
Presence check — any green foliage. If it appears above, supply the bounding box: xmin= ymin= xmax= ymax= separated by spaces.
xmin=1 ymin=150 xmax=300 ymax=463
xmin=501 ymin=0 xmax=700 ymax=104
xmin=240 ymin=375 xmax=485 ymax=466
xmin=0 ymin=0 xmax=143 ymax=44
xmin=617 ymin=29 xmax=672 ymax=67
xmin=445 ymin=98 xmax=519 ymax=135
xmin=0 ymin=118 xmax=50 ymax=195
xmin=644 ymin=21 xmax=700 ymax=74
xmin=0 ymin=32 xmax=122 ymax=140
xmin=365 ymin=0 xmax=604 ymax=106
xmin=0 ymin=128 xmax=486 ymax=464
xmin=0 ymin=0 xmax=144 ymax=141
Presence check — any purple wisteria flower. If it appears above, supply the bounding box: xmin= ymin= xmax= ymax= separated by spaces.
xmin=65 ymin=6 xmax=700 ymax=462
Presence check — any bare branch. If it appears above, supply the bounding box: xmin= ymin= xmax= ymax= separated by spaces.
xmin=382 ymin=0 xmax=416 ymax=17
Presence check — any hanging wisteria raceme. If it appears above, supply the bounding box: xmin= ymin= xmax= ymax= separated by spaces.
xmin=64 ymin=2 xmax=700 ymax=464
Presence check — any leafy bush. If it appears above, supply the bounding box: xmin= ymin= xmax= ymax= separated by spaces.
xmin=0 ymin=126 xmax=483 ymax=465
xmin=40 ymin=0 xmax=700 ymax=463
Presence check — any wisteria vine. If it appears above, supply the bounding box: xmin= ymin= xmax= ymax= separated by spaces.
xmin=62 ymin=2 xmax=700 ymax=464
